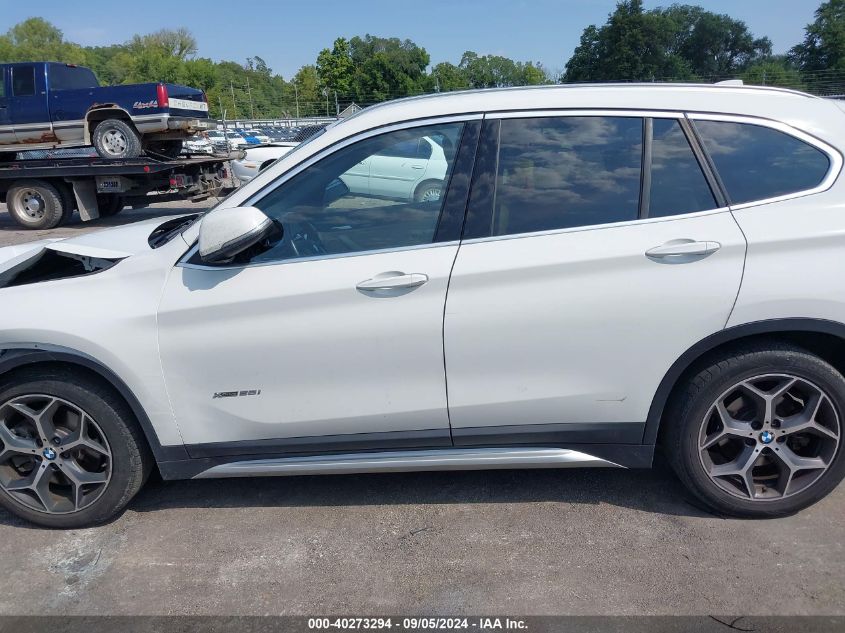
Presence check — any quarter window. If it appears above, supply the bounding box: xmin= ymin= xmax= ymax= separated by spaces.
xmin=11 ymin=66 xmax=35 ymax=97
xmin=491 ymin=116 xmax=643 ymax=236
xmin=694 ymin=120 xmax=831 ymax=205
xmin=247 ymin=122 xmax=464 ymax=264
xmin=648 ymin=119 xmax=717 ymax=217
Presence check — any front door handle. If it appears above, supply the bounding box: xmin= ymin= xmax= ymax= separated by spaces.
xmin=357 ymin=271 xmax=429 ymax=292
xmin=646 ymin=239 xmax=721 ymax=261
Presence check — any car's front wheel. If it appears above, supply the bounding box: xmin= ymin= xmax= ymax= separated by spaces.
xmin=665 ymin=343 xmax=845 ymax=517
xmin=0 ymin=368 xmax=151 ymax=528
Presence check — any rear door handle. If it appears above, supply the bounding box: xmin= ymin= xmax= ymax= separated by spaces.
xmin=357 ymin=272 xmax=429 ymax=292
xmin=646 ymin=239 xmax=721 ymax=260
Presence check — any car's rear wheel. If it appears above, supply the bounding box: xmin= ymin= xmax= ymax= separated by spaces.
xmin=92 ymin=119 xmax=142 ymax=159
xmin=413 ymin=180 xmax=443 ymax=203
xmin=665 ymin=343 xmax=845 ymax=517
xmin=0 ymin=369 xmax=151 ymax=528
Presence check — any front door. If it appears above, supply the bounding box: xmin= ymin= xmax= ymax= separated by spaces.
xmin=444 ymin=114 xmax=747 ymax=445
xmin=157 ymin=120 xmax=472 ymax=454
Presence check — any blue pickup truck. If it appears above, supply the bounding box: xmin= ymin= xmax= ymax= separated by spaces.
xmin=0 ymin=62 xmax=215 ymax=160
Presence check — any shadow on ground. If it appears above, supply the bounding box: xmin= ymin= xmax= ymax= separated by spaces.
xmin=125 ymin=461 xmax=714 ymax=519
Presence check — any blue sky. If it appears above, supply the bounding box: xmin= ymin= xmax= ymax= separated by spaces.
xmin=1 ymin=0 xmax=819 ymax=79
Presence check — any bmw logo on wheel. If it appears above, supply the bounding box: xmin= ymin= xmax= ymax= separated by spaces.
xmin=42 ymin=447 xmax=57 ymax=461
xmin=760 ymin=431 xmax=775 ymax=445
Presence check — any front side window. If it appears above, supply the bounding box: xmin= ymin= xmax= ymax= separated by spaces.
xmin=491 ymin=116 xmax=643 ymax=236
xmin=12 ymin=66 xmax=35 ymax=97
xmin=694 ymin=120 xmax=831 ymax=205
xmin=648 ymin=119 xmax=717 ymax=217
xmin=247 ymin=121 xmax=465 ymax=264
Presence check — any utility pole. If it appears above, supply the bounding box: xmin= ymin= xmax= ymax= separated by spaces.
xmin=246 ymin=76 xmax=255 ymax=120
xmin=293 ymin=82 xmax=300 ymax=119
xmin=218 ymin=96 xmax=228 ymax=133
xmin=334 ymin=90 xmax=339 ymax=116
xmin=323 ymin=88 xmax=329 ymax=117
xmin=229 ymin=81 xmax=238 ymax=119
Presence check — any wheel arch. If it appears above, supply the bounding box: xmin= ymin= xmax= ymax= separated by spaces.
xmin=645 ymin=318 xmax=845 ymax=444
xmin=0 ymin=346 xmax=188 ymax=464
xmin=84 ymin=106 xmax=135 ymax=145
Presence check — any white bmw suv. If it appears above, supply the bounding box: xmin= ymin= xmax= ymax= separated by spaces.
xmin=1 ymin=84 xmax=844 ymax=527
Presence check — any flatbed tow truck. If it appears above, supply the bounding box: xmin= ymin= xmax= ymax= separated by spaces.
xmin=0 ymin=152 xmax=233 ymax=230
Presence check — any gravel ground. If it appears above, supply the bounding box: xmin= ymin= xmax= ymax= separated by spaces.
xmin=0 ymin=201 xmax=843 ymax=616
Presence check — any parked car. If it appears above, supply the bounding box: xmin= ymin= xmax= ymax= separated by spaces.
xmin=224 ymin=131 xmax=247 ymax=149
xmin=3 ymin=83 xmax=845 ymax=527
xmin=245 ymin=129 xmax=271 ymax=144
xmin=0 ymin=62 xmax=214 ymax=159
xmin=205 ymin=129 xmax=230 ymax=154
xmin=235 ymin=129 xmax=261 ymax=145
xmin=340 ymin=134 xmax=449 ymax=201
xmin=231 ymin=142 xmax=298 ymax=183
xmin=182 ymin=135 xmax=214 ymax=155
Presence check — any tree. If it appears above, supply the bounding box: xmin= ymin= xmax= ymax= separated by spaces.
xmin=564 ymin=0 xmax=685 ymax=82
xmin=293 ymin=65 xmax=322 ymax=116
xmin=790 ymin=0 xmax=845 ymax=91
xmin=662 ymin=5 xmax=771 ymax=77
xmin=431 ymin=62 xmax=468 ymax=92
xmin=348 ymin=35 xmax=430 ymax=102
xmin=0 ymin=17 xmax=87 ymax=64
xmin=316 ymin=37 xmax=354 ymax=97
xmin=563 ymin=1 xmax=770 ymax=82
xmin=741 ymin=57 xmax=805 ymax=90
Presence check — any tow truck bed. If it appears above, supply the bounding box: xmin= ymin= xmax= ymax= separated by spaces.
xmin=0 ymin=154 xmax=233 ymax=229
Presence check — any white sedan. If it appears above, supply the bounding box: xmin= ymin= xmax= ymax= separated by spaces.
xmin=231 ymin=142 xmax=299 ymax=184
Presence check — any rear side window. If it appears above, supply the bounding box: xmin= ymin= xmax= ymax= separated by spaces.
xmin=694 ymin=120 xmax=831 ymax=205
xmin=492 ymin=116 xmax=643 ymax=236
xmin=648 ymin=119 xmax=717 ymax=217
xmin=50 ymin=64 xmax=99 ymax=90
xmin=12 ymin=66 xmax=35 ymax=97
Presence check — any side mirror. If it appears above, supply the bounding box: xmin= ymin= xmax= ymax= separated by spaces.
xmin=198 ymin=206 xmax=274 ymax=264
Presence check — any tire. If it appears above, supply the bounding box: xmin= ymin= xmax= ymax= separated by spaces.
xmin=413 ymin=179 xmax=444 ymax=203
xmin=92 ymin=119 xmax=142 ymax=159
xmin=6 ymin=180 xmax=66 ymax=230
xmin=0 ymin=368 xmax=152 ymax=528
xmin=96 ymin=193 xmax=124 ymax=218
xmin=144 ymin=140 xmax=183 ymax=160
xmin=664 ymin=342 xmax=845 ymax=518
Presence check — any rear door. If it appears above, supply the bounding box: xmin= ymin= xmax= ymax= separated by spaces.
xmin=444 ymin=113 xmax=747 ymax=446
xmin=10 ymin=64 xmax=51 ymax=144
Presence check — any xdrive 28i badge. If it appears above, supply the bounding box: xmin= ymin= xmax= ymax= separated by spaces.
xmin=212 ymin=389 xmax=262 ymax=399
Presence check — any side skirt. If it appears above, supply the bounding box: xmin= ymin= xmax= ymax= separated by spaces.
xmin=191 ymin=447 xmax=623 ymax=479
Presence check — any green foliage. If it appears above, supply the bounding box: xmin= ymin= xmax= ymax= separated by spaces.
xmin=458 ymin=51 xmax=549 ymax=88
xmin=564 ymin=0 xmax=770 ymax=82
xmin=790 ymin=0 xmax=845 ymax=92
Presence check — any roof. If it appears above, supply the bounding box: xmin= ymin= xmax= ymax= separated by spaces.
xmin=334 ymin=82 xmax=840 ymax=145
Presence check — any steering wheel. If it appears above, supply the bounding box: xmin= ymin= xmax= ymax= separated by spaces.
xmin=283 ymin=218 xmax=327 ymax=258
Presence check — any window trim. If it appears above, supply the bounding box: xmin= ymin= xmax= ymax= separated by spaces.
xmin=179 ymin=114 xmax=482 ymax=270
xmin=688 ymin=112 xmax=843 ymax=210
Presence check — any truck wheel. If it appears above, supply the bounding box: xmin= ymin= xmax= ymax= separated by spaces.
xmin=144 ymin=140 xmax=183 ymax=160
xmin=92 ymin=119 xmax=142 ymax=159
xmin=6 ymin=180 xmax=66 ymax=230
xmin=97 ymin=194 xmax=124 ymax=217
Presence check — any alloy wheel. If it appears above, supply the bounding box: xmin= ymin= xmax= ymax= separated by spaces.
xmin=698 ymin=374 xmax=840 ymax=500
xmin=102 ymin=129 xmax=128 ymax=156
xmin=0 ymin=395 xmax=112 ymax=514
